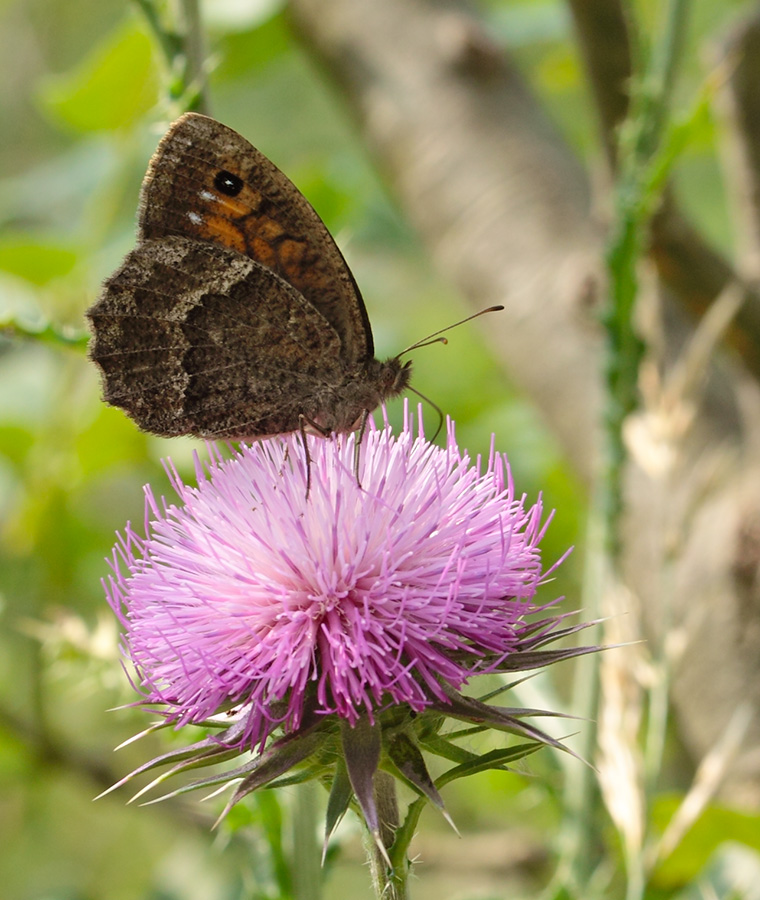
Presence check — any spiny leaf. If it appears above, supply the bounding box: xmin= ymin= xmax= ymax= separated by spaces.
xmin=386 ymin=732 xmax=457 ymax=833
xmin=432 ymin=684 xmax=580 ymax=758
xmin=96 ymin=736 xmax=238 ymax=799
xmin=341 ymin=716 xmax=389 ymax=867
xmin=215 ymin=730 xmax=326 ymax=825
xmin=417 ymin=733 xmax=481 ymax=765
xmin=437 ymin=742 xmax=544 ymax=787
xmin=323 ymin=759 xmax=353 ymax=862
xmin=494 ymin=644 xmax=602 ymax=671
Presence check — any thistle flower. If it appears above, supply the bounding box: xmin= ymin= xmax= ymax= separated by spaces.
xmin=103 ymin=407 xmax=597 ymax=857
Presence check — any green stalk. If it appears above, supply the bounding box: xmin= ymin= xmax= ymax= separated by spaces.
xmin=133 ymin=0 xmax=210 ymax=113
xmin=551 ymin=492 xmax=606 ymax=895
xmin=256 ymin=791 xmax=292 ymax=898
xmin=1 ymin=317 xmax=88 ymax=351
xmin=555 ymin=1 xmax=691 ymax=896
xmin=599 ymin=2 xmax=691 ymax=898
xmin=603 ymin=0 xmax=690 ymax=559
xmin=365 ymin=772 xmax=409 ymax=900
xmin=292 ymin=781 xmax=322 ymax=900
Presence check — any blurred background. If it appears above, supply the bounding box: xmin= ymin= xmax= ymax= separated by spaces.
xmin=2 ymin=0 xmax=760 ymax=898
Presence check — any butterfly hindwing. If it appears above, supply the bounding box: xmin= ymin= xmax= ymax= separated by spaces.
xmin=88 ymin=236 xmax=346 ymax=438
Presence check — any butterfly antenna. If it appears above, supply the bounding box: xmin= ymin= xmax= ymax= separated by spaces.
xmin=398 ymin=305 xmax=504 ymax=357
xmin=407 ymin=386 xmax=444 ymax=441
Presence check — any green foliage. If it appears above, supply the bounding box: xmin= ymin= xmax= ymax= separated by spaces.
xmin=650 ymin=798 xmax=760 ymax=888
xmin=0 ymin=234 xmax=79 ymax=284
xmin=38 ymin=18 xmax=159 ymax=132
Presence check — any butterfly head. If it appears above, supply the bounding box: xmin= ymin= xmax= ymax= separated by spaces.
xmin=384 ymin=357 xmax=413 ymax=397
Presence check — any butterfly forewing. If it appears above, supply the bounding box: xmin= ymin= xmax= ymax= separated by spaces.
xmin=138 ymin=113 xmax=373 ymax=365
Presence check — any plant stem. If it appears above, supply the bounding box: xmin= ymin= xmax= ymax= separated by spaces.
xmin=133 ymin=0 xmax=210 ymax=113
xmin=603 ymin=0 xmax=690 ymax=561
xmin=1 ymin=316 xmax=88 ymax=350
xmin=256 ymin=791 xmax=292 ymax=898
xmin=292 ymin=781 xmax=322 ymax=900
xmin=177 ymin=0 xmax=210 ymax=113
xmin=365 ymin=772 xmax=409 ymax=900
xmin=554 ymin=2 xmax=692 ymax=896
xmin=553 ymin=490 xmax=606 ymax=894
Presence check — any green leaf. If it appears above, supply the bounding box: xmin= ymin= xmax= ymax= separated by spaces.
xmin=341 ymin=715 xmax=382 ymax=840
xmin=324 ymin=759 xmax=353 ymax=856
xmin=417 ymin=732 xmax=481 ymax=765
xmin=223 ymin=729 xmax=325 ymax=813
xmin=437 ymin=742 xmax=543 ymax=788
xmin=38 ymin=18 xmax=159 ymax=133
xmin=214 ymin=11 xmax=291 ymax=81
xmin=650 ymin=795 xmax=760 ymax=887
xmin=386 ymin=732 xmax=446 ymax=813
xmin=0 ymin=426 xmax=34 ymax=470
xmin=431 ymin=683 xmax=578 ymax=756
xmin=0 ymin=236 xmax=79 ymax=285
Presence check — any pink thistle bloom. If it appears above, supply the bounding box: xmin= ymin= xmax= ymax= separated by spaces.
xmin=106 ymin=408 xmax=566 ymax=753
xmin=101 ymin=406 xmax=603 ymax=851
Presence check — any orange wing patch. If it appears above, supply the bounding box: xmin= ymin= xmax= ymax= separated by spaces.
xmin=199 ymin=215 xmax=247 ymax=254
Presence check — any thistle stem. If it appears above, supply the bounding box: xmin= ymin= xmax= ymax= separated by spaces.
xmin=292 ymin=781 xmax=322 ymax=900
xmin=365 ymin=772 xmax=409 ymax=900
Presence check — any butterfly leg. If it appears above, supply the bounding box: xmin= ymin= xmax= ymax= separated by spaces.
xmin=297 ymin=416 xmax=314 ymax=499
xmin=279 ymin=444 xmax=291 ymax=477
xmin=298 ymin=415 xmax=333 ymax=499
xmin=353 ymin=409 xmax=370 ymax=488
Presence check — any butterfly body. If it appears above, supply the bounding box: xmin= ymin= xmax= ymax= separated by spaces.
xmin=87 ymin=114 xmax=411 ymax=440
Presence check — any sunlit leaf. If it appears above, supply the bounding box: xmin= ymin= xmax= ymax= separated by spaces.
xmin=651 ymin=795 xmax=760 ymax=887
xmin=0 ymin=236 xmax=78 ymax=285
xmin=38 ymin=19 xmax=159 ymax=133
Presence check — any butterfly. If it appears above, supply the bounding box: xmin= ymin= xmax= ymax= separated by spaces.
xmin=87 ymin=113 xmax=412 ymax=441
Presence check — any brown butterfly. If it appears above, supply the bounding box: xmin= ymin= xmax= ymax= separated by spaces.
xmin=87 ymin=113 xmax=412 ymax=440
